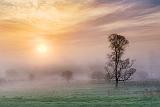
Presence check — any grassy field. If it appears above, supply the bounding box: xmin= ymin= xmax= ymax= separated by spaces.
xmin=0 ymin=81 xmax=160 ymax=107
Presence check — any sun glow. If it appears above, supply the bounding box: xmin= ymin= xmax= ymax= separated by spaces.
xmin=37 ymin=44 xmax=48 ymax=54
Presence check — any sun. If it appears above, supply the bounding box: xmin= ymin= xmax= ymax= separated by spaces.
xmin=37 ymin=44 xmax=48 ymax=54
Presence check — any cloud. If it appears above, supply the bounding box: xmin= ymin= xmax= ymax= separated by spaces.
xmin=70 ymin=0 xmax=160 ymax=43
xmin=0 ymin=0 xmax=160 ymax=69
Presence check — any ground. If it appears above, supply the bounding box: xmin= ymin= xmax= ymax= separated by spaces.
xmin=0 ymin=81 xmax=160 ymax=107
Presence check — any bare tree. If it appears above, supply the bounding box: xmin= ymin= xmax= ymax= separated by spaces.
xmin=91 ymin=71 xmax=105 ymax=81
xmin=105 ymin=34 xmax=136 ymax=87
xmin=61 ymin=70 xmax=73 ymax=82
xmin=28 ymin=73 xmax=35 ymax=81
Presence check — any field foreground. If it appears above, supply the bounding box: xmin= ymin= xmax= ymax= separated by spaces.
xmin=0 ymin=81 xmax=160 ymax=107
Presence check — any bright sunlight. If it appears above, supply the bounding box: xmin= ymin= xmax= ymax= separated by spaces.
xmin=37 ymin=44 xmax=48 ymax=54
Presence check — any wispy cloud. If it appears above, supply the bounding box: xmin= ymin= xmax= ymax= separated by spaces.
xmin=0 ymin=0 xmax=160 ymax=66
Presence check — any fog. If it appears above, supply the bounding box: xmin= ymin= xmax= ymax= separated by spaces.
xmin=0 ymin=46 xmax=160 ymax=90
xmin=0 ymin=0 xmax=160 ymax=91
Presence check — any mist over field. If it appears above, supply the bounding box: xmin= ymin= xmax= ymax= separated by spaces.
xmin=0 ymin=0 xmax=160 ymax=85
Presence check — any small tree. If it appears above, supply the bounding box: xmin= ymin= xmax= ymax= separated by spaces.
xmin=91 ymin=71 xmax=105 ymax=81
xmin=105 ymin=34 xmax=136 ymax=87
xmin=61 ymin=70 xmax=73 ymax=82
xmin=28 ymin=73 xmax=35 ymax=81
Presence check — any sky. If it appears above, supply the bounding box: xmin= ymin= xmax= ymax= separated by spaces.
xmin=0 ymin=0 xmax=160 ymax=78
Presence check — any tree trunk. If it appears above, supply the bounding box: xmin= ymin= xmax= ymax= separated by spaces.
xmin=115 ymin=78 xmax=118 ymax=87
xmin=123 ymin=80 xmax=126 ymax=85
xmin=115 ymin=48 xmax=119 ymax=88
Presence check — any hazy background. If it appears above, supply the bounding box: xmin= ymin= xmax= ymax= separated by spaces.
xmin=0 ymin=0 xmax=160 ymax=88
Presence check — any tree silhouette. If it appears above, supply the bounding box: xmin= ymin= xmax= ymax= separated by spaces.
xmin=91 ymin=71 xmax=105 ymax=81
xmin=61 ymin=70 xmax=73 ymax=82
xmin=105 ymin=34 xmax=136 ymax=87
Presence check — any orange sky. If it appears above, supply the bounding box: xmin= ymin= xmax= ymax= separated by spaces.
xmin=0 ymin=0 xmax=160 ymax=70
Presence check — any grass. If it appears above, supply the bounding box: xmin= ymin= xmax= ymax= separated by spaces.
xmin=0 ymin=81 xmax=160 ymax=107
